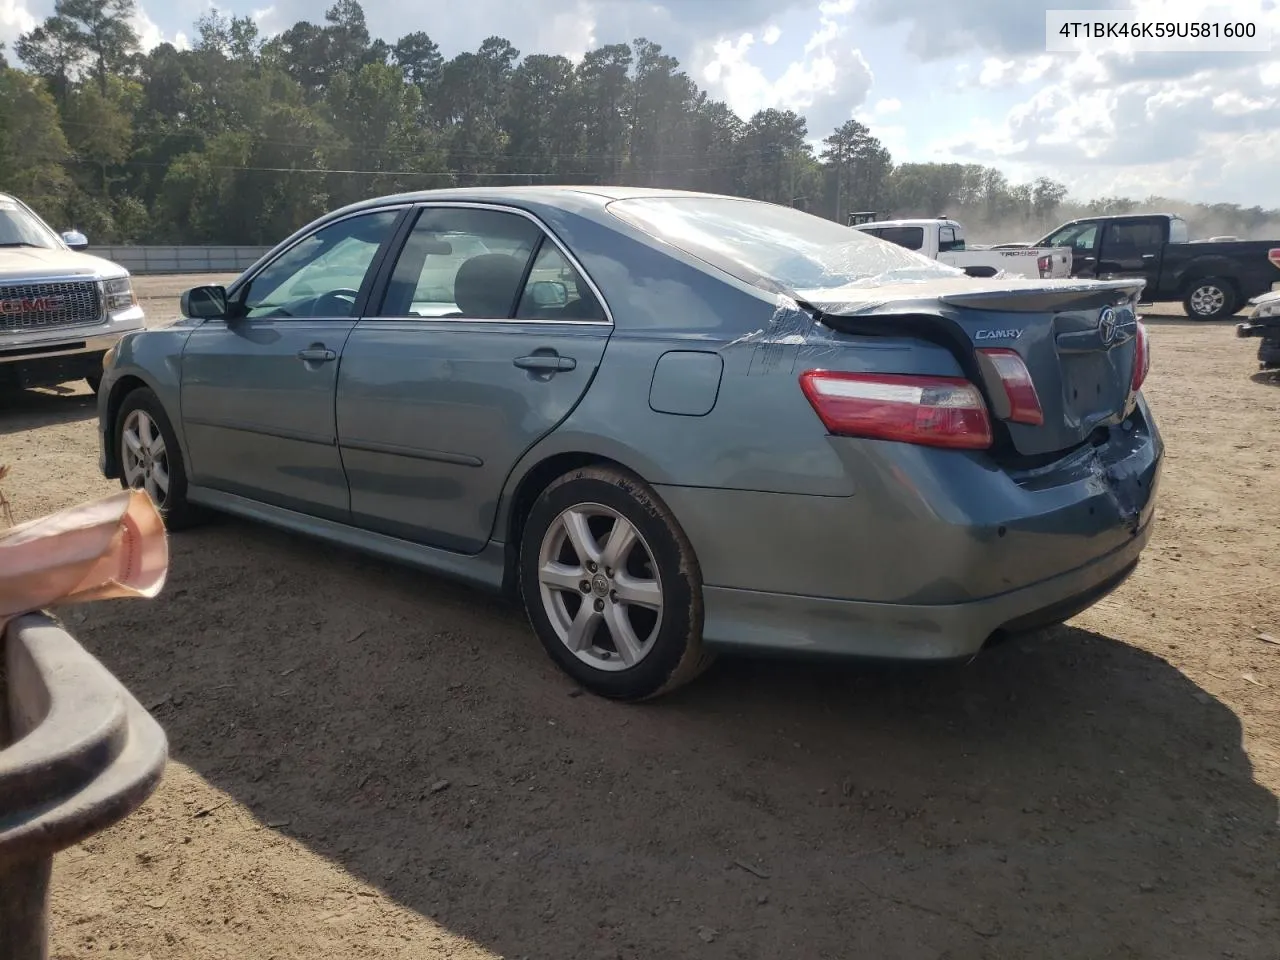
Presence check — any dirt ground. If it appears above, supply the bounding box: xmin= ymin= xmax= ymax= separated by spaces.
xmin=1 ymin=279 xmax=1278 ymax=960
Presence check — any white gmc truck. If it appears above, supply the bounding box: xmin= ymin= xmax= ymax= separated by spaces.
xmin=0 ymin=192 xmax=144 ymax=395
xmin=851 ymin=217 xmax=1072 ymax=280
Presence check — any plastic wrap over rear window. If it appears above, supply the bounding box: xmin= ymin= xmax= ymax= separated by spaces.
xmin=606 ymin=196 xmax=962 ymax=295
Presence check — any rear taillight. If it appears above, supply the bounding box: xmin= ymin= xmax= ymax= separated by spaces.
xmin=799 ymin=370 xmax=993 ymax=450
xmin=1268 ymin=248 xmax=1280 ymax=270
xmin=1131 ymin=321 xmax=1150 ymax=392
xmin=976 ymin=348 xmax=1044 ymax=425
xmin=1037 ymin=254 xmax=1052 ymax=278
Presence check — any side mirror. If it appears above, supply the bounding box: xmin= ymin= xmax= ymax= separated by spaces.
xmin=61 ymin=230 xmax=89 ymax=251
xmin=529 ymin=280 xmax=568 ymax=309
xmin=180 ymin=285 xmax=229 ymax=319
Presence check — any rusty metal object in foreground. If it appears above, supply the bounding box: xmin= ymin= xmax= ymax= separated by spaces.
xmin=1 ymin=613 xmax=168 ymax=960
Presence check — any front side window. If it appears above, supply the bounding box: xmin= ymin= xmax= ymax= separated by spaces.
xmin=606 ymin=196 xmax=959 ymax=295
xmin=1045 ymin=222 xmax=1098 ymax=251
xmin=241 ymin=210 xmax=400 ymax=319
xmin=938 ymin=226 xmax=964 ymax=252
xmin=380 ymin=208 xmax=542 ymax=319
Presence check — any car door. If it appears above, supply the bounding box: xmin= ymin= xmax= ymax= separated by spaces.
xmin=335 ymin=204 xmax=612 ymax=554
xmin=1043 ymin=220 xmax=1101 ymax=277
xmin=936 ymin=224 xmax=960 ymax=267
xmin=1095 ymin=217 xmax=1164 ymax=293
xmin=180 ymin=207 xmax=405 ymax=521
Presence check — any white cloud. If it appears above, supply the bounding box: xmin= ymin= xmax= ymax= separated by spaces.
xmin=902 ymin=0 xmax=1280 ymax=205
xmin=538 ymin=0 xmax=596 ymax=61
xmin=0 ymin=0 xmax=37 ymax=50
xmin=761 ymin=23 xmax=781 ymax=45
xmin=977 ymin=57 xmax=1015 ymax=87
xmin=132 ymin=5 xmax=164 ymax=51
xmin=696 ymin=1 xmax=872 ymax=134
xmin=871 ymin=97 xmax=900 ymax=115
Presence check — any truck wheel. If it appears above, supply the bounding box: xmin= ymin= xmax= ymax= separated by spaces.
xmin=1183 ymin=277 xmax=1237 ymax=320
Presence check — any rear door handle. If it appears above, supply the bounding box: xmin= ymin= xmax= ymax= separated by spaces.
xmin=297 ymin=346 xmax=337 ymax=363
xmin=513 ymin=354 xmax=576 ymax=372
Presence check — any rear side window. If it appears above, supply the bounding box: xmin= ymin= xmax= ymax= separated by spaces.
xmin=876 ymin=227 xmax=925 ymax=251
xmin=515 ymin=243 xmax=606 ymax=321
xmin=606 ymin=197 xmax=958 ymax=294
xmin=379 ymin=208 xmax=541 ymax=318
xmin=1103 ymin=221 xmax=1163 ymax=250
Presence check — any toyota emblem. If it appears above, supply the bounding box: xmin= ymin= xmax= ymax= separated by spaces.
xmin=1098 ymin=307 xmax=1119 ymax=346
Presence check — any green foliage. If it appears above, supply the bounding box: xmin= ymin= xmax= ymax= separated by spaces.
xmin=0 ymin=67 xmax=74 ymax=223
xmin=4 ymin=0 xmax=1276 ymax=244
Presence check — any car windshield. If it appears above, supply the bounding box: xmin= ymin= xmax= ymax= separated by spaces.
xmin=606 ymin=196 xmax=961 ymax=294
xmin=0 ymin=197 xmax=60 ymax=249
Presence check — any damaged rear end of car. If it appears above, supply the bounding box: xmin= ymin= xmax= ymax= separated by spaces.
xmin=787 ymin=274 xmax=1162 ymax=641
xmin=602 ymin=193 xmax=1163 ymax=659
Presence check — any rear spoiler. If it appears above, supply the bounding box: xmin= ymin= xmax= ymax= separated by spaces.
xmin=933 ymin=279 xmax=1147 ymax=314
xmin=795 ymin=278 xmax=1146 ymax=320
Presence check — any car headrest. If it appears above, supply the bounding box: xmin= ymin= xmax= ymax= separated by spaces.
xmin=453 ymin=253 xmax=527 ymax=318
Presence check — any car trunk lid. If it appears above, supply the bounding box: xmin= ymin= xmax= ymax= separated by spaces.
xmin=798 ymin=277 xmax=1147 ymax=459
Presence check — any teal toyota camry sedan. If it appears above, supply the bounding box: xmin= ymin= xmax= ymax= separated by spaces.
xmin=97 ymin=187 xmax=1162 ymax=700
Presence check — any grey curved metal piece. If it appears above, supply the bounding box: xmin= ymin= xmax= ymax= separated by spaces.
xmin=1 ymin=612 xmax=168 ymax=960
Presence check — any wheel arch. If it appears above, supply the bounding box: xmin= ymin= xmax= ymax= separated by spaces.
xmin=1178 ymin=261 xmax=1240 ymax=296
xmin=497 ymin=443 xmax=672 ymax=594
xmin=101 ymin=371 xmax=164 ymax=478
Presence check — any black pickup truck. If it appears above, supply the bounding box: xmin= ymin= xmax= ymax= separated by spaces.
xmin=1016 ymin=213 xmax=1280 ymax=320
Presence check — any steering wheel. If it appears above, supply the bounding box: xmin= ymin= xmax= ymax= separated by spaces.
xmin=312 ymin=288 xmax=360 ymax=316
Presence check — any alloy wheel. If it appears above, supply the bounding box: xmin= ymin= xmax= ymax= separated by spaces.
xmin=120 ymin=409 xmax=170 ymax=507
xmin=536 ymin=503 xmax=664 ymax=671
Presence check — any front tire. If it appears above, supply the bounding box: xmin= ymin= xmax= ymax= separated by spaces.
xmin=115 ymin=387 xmax=203 ymax=530
xmin=1183 ymin=277 xmax=1237 ymax=320
xmin=518 ymin=464 xmax=713 ymax=701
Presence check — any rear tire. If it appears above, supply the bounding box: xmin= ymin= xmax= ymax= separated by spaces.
xmin=1183 ymin=277 xmax=1237 ymax=320
xmin=115 ymin=387 xmax=203 ymax=530
xmin=518 ymin=464 xmax=713 ymax=701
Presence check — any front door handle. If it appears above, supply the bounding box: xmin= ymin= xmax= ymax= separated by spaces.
xmin=297 ymin=345 xmax=337 ymax=363
xmin=513 ymin=354 xmax=576 ymax=372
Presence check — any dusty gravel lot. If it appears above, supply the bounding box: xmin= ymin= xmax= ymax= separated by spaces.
xmin=2 ymin=280 xmax=1278 ymax=959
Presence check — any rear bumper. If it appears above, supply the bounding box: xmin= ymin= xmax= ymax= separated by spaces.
xmin=699 ymin=517 xmax=1150 ymax=659
xmin=656 ymin=397 xmax=1162 ymax=659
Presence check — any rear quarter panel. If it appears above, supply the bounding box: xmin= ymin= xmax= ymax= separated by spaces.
xmin=495 ymin=204 xmax=972 ymax=531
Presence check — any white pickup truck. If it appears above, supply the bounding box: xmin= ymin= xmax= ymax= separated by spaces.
xmin=850 ymin=217 xmax=1073 ymax=280
xmin=0 ymin=193 xmax=144 ymax=395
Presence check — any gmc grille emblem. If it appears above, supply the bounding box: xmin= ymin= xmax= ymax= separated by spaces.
xmin=0 ymin=296 xmax=68 ymax=315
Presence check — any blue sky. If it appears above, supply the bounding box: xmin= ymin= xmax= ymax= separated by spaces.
xmin=5 ymin=0 xmax=1279 ymax=208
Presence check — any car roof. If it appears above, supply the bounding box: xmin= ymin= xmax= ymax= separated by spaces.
xmin=1063 ymin=213 xmax=1181 ymax=223
xmin=327 ymin=185 xmax=759 ymax=218
xmin=369 ymin=184 xmax=728 ymax=202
